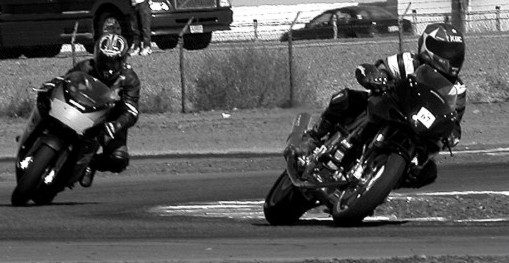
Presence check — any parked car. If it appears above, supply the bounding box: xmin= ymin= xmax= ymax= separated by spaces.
xmin=0 ymin=0 xmax=233 ymax=59
xmin=281 ymin=5 xmax=413 ymax=41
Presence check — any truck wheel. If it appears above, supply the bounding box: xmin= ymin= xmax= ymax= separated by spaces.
xmin=0 ymin=47 xmax=22 ymax=59
xmin=84 ymin=44 xmax=95 ymax=54
xmin=154 ymin=35 xmax=179 ymax=50
xmin=23 ymin=45 xmax=62 ymax=58
xmin=183 ymin=32 xmax=212 ymax=50
xmin=97 ymin=11 xmax=123 ymax=35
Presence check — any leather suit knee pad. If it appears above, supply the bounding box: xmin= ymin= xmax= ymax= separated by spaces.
xmin=108 ymin=149 xmax=129 ymax=173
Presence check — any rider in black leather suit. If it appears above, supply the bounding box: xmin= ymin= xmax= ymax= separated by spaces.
xmin=37 ymin=33 xmax=141 ymax=187
xmin=289 ymin=23 xmax=466 ymax=188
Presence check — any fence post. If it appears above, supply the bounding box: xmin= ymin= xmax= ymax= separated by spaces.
xmin=179 ymin=17 xmax=194 ymax=113
xmin=71 ymin=21 xmax=79 ymax=67
xmin=398 ymin=3 xmax=411 ymax=53
xmin=332 ymin=14 xmax=338 ymax=39
xmin=496 ymin=6 xmax=501 ymax=32
xmin=253 ymin=19 xmax=258 ymax=41
xmin=412 ymin=10 xmax=417 ymax=30
xmin=287 ymin=12 xmax=300 ymax=108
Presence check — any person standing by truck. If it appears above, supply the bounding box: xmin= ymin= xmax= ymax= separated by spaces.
xmin=129 ymin=0 xmax=152 ymax=56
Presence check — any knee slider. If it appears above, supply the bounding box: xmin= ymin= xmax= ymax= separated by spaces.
xmin=109 ymin=150 xmax=129 ymax=173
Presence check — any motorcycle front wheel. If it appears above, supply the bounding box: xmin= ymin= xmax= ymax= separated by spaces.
xmin=263 ymin=170 xmax=316 ymax=225
xmin=11 ymin=145 xmax=56 ymax=206
xmin=332 ymin=152 xmax=406 ymax=226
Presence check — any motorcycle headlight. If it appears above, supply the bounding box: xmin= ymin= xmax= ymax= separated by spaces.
xmin=219 ymin=0 xmax=231 ymax=7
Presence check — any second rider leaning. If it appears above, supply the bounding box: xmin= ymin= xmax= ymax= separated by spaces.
xmin=37 ymin=33 xmax=141 ymax=187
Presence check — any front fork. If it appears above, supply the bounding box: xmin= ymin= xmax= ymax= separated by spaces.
xmin=69 ymin=137 xmax=100 ymax=183
xmin=17 ymin=133 xmax=100 ymax=187
xmin=40 ymin=137 xmax=100 ymax=186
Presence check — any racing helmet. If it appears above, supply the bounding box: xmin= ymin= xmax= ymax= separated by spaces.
xmin=94 ymin=33 xmax=129 ymax=82
xmin=417 ymin=23 xmax=465 ymax=78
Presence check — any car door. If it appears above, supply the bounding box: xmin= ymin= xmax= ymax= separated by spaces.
xmin=349 ymin=9 xmax=374 ymax=37
xmin=334 ymin=10 xmax=353 ymax=37
xmin=293 ymin=12 xmax=334 ymax=40
xmin=57 ymin=0 xmax=95 ymax=36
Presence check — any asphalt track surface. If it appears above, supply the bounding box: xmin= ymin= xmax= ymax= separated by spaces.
xmin=0 ymin=148 xmax=508 ymax=262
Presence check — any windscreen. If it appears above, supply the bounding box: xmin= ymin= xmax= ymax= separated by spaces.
xmin=64 ymin=72 xmax=116 ymax=109
xmin=414 ymin=64 xmax=457 ymax=109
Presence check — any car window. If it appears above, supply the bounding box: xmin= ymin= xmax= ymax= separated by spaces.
xmin=335 ymin=11 xmax=352 ymax=23
xmin=369 ymin=8 xmax=395 ymax=19
xmin=357 ymin=10 xmax=369 ymax=20
xmin=310 ymin=13 xmax=333 ymax=27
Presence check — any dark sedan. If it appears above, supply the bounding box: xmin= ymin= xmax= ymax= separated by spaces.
xmin=281 ymin=5 xmax=413 ymax=41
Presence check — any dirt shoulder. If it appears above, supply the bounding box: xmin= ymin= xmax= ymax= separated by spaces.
xmin=1 ymin=102 xmax=508 ymax=160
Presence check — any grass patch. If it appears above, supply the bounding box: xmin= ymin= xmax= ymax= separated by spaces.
xmin=0 ymin=34 xmax=508 ymax=117
xmin=0 ymin=85 xmax=34 ymax=118
xmin=190 ymin=43 xmax=312 ymax=111
xmin=469 ymin=73 xmax=509 ymax=103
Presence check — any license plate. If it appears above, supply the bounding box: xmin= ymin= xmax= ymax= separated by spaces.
xmin=414 ymin=107 xmax=436 ymax=129
xmin=388 ymin=25 xmax=399 ymax=32
xmin=190 ymin=25 xmax=203 ymax=33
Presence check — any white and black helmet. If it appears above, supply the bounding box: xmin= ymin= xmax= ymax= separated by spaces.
xmin=94 ymin=33 xmax=129 ymax=81
xmin=418 ymin=23 xmax=465 ymax=78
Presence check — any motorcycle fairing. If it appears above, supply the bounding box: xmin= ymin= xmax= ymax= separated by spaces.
xmin=17 ymin=106 xmax=43 ymax=153
xmin=49 ymin=72 xmax=115 ymax=135
xmin=63 ymin=71 xmax=118 ymax=111
xmin=368 ymin=64 xmax=457 ymax=140
xmin=403 ymin=65 xmax=457 ymax=138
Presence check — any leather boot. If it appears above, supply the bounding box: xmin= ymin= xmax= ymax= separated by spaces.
xmin=403 ymin=160 xmax=438 ymax=188
xmin=79 ymin=166 xmax=96 ymax=188
xmin=295 ymin=117 xmax=335 ymax=156
xmin=309 ymin=117 xmax=335 ymax=140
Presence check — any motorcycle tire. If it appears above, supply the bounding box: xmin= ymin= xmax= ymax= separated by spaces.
xmin=263 ymin=170 xmax=316 ymax=225
xmin=32 ymin=186 xmax=60 ymax=206
xmin=11 ymin=145 xmax=56 ymax=206
xmin=332 ymin=152 xmax=406 ymax=226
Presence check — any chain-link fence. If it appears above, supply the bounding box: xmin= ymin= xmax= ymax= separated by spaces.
xmin=187 ymin=7 xmax=509 ymax=111
xmin=1 ymin=7 xmax=509 ymax=115
xmin=213 ymin=6 xmax=509 ymax=42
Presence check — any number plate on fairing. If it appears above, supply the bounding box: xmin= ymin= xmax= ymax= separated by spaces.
xmin=414 ymin=107 xmax=435 ymax=129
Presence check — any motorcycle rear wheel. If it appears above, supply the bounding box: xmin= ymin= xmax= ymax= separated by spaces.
xmin=332 ymin=152 xmax=406 ymax=226
xmin=263 ymin=170 xmax=316 ymax=225
xmin=11 ymin=145 xmax=56 ymax=206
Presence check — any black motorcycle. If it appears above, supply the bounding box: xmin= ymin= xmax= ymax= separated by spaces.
xmin=264 ymin=64 xmax=458 ymax=226
xmin=12 ymin=71 xmax=119 ymax=206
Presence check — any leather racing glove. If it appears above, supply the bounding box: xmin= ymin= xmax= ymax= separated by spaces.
xmin=355 ymin=63 xmax=390 ymax=93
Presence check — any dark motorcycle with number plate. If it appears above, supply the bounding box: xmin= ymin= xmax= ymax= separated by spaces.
xmin=264 ymin=64 xmax=458 ymax=226
xmin=12 ymin=71 xmax=119 ymax=206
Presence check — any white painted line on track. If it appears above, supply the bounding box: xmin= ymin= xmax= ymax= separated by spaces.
xmin=391 ymin=191 xmax=509 ymax=196
xmin=148 ymin=191 xmax=509 ymax=223
xmin=441 ymin=147 xmax=509 ymax=155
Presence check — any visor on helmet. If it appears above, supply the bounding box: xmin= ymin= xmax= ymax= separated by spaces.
xmin=94 ymin=34 xmax=128 ymax=81
xmin=425 ymin=37 xmax=465 ymax=68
